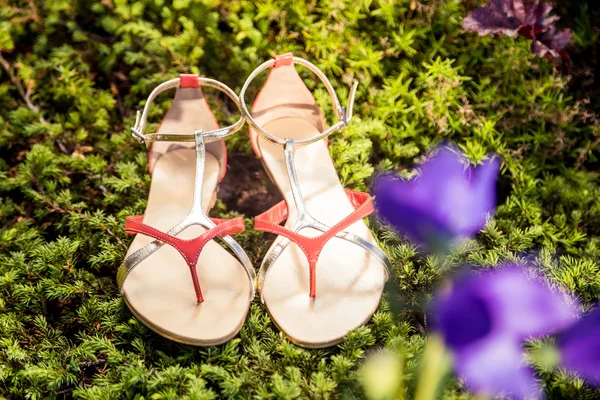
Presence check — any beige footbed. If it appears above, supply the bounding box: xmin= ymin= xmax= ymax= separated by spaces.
xmin=252 ymin=64 xmax=386 ymax=348
xmin=121 ymin=87 xmax=252 ymax=346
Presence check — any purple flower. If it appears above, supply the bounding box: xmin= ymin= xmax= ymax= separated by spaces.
xmin=430 ymin=266 xmax=578 ymax=399
xmin=373 ymin=147 xmax=500 ymax=252
xmin=463 ymin=0 xmax=573 ymax=58
xmin=557 ymin=309 xmax=600 ymax=387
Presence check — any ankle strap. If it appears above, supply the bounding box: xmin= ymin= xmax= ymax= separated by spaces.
xmin=131 ymin=75 xmax=244 ymax=147
xmin=239 ymin=54 xmax=358 ymax=147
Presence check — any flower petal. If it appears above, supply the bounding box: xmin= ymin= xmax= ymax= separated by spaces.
xmin=430 ymin=267 xmax=577 ymax=350
xmin=430 ymin=274 xmax=493 ymax=351
xmin=464 ymin=2 xmax=522 ymax=37
xmin=374 ymin=174 xmax=454 ymax=249
xmin=430 ymin=266 xmax=578 ymax=399
xmin=557 ymin=309 xmax=600 ymax=387
xmin=464 ymin=0 xmax=571 ymax=60
xmin=538 ymin=27 xmax=573 ymax=51
xmin=486 ymin=266 xmax=578 ymax=340
xmin=532 ymin=2 xmax=559 ymax=28
xmin=460 ymin=157 xmax=500 ymax=234
xmin=456 ymin=335 xmax=542 ymax=399
xmin=373 ymin=147 xmax=499 ymax=251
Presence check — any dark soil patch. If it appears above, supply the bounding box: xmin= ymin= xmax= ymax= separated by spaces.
xmin=218 ymin=152 xmax=283 ymax=216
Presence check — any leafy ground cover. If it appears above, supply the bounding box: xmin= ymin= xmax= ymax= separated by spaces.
xmin=0 ymin=0 xmax=599 ymax=398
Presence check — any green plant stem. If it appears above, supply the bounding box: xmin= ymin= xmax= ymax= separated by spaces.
xmin=414 ymin=335 xmax=452 ymax=400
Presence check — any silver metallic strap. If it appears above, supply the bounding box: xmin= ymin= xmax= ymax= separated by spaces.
xmin=119 ymin=132 xmax=256 ymax=298
xmin=257 ymin=140 xmax=389 ymax=301
xmin=238 ymin=56 xmax=359 ymax=147
xmin=131 ymin=77 xmax=244 ymax=146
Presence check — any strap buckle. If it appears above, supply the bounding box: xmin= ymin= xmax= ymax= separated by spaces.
xmin=344 ymin=80 xmax=359 ymax=126
xmin=130 ymin=110 xmax=147 ymax=146
xmin=130 ymin=127 xmax=146 ymax=145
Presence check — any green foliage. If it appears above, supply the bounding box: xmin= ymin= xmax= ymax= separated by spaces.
xmin=0 ymin=0 xmax=598 ymax=398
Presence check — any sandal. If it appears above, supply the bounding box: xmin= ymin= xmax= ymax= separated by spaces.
xmin=118 ymin=75 xmax=255 ymax=346
xmin=239 ymin=54 xmax=390 ymax=348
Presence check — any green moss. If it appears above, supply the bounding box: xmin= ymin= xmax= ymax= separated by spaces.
xmin=0 ymin=0 xmax=598 ymax=398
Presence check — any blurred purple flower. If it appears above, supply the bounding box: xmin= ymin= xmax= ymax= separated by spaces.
xmin=373 ymin=147 xmax=500 ymax=252
xmin=430 ymin=266 xmax=578 ymax=399
xmin=463 ymin=0 xmax=572 ymax=58
xmin=557 ymin=309 xmax=600 ymax=387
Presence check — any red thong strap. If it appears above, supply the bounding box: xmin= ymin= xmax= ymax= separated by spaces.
xmin=254 ymin=189 xmax=374 ymax=298
xmin=124 ymin=215 xmax=245 ymax=303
